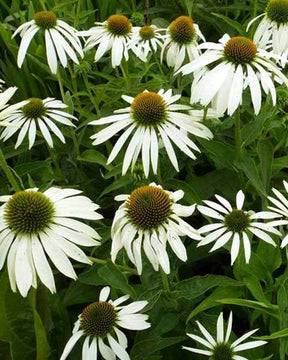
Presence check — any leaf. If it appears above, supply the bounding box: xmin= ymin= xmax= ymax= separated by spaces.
xmin=173 ymin=275 xmax=242 ymax=300
xmin=131 ymin=336 xmax=186 ymax=360
xmin=234 ymin=158 xmax=267 ymax=196
xmin=98 ymin=261 xmax=137 ymax=298
xmin=198 ymin=138 xmax=235 ymax=169
xmin=217 ymin=298 xmax=280 ymax=318
xmin=258 ymin=140 xmax=274 ymax=191
xmin=212 ymin=12 xmax=246 ymax=35
xmin=254 ymin=328 xmax=288 ymax=340
xmin=187 ymin=286 xmax=242 ymax=322
xmin=77 ymin=149 xmax=108 ymax=168
xmin=165 ymin=179 xmax=201 ymax=204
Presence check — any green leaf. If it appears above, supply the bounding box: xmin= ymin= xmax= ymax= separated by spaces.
xmin=217 ymin=298 xmax=280 ymax=318
xmin=234 ymin=158 xmax=267 ymax=196
xmin=98 ymin=261 xmax=137 ymax=298
xmin=131 ymin=336 xmax=186 ymax=360
xmin=254 ymin=328 xmax=288 ymax=340
xmin=187 ymin=286 xmax=242 ymax=322
xmin=258 ymin=140 xmax=274 ymax=191
xmin=173 ymin=275 xmax=242 ymax=300
xmin=77 ymin=149 xmax=108 ymax=168
xmin=212 ymin=12 xmax=246 ymax=35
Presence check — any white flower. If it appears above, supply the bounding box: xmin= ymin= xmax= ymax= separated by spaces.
xmin=60 ymin=286 xmax=150 ymax=360
xmin=267 ymin=180 xmax=288 ymax=247
xmin=12 ymin=11 xmax=83 ymax=74
xmin=129 ymin=24 xmax=166 ymax=61
xmin=183 ymin=312 xmax=267 ymax=359
xmin=247 ymin=0 xmax=288 ymax=67
xmin=81 ymin=14 xmax=132 ymax=68
xmin=111 ymin=183 xmax=201 ymax=274
xmin=0 ymin=97 xmax=77 ymax=149
xmin=90 ymin=89 xmax=213 ymax=177
xmin=197 ymin=190 xmax=281 ymax=264
xmin=0 ymin=86 xmax=27 ymax=121
xmin=177 ymin=34 xmax=288 ymax=116
xmin=0 ymin=187 xmax=102 ymax=297
xmin=161 ymin=15 xmax=205 ymax=70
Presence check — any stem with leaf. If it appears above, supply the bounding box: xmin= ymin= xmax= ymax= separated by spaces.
xmin=0 ymin=147 xmax=21 ymax=192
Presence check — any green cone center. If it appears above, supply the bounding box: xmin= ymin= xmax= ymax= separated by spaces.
xmin=80 ymin=301 xmax=117 ymax=338
xmin=266 ymin=0 xmax=288 ymax=24
xmin=22 ymin=98 xmax=46 ymax=119
xmin=211 ymin=343 xmax=234 ymax=360
xmin=127 ymin=185 xmax=171 ymax=230
xmin=224 ymin=209 xmax=250 ymax=233
xmin=131 ymin=92 xmax=166 ymax=126
xmin=139 ymin=25 xmax=155 ymax=40
xmin=4 ymin=191 xmax=55 ymax=235
xmin=224 ymin=36 xmax=257 ymax=64
xmin=34 ymin=11 xmax=57 ymax=29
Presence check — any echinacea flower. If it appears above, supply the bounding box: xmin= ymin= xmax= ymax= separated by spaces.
xmin=161 ymin=15 xmax=205 ymax=70
xmin=183 ymin=312 xmax=267 ymax=359
xmin=60 ymin=286 xmax=150 ymax=360
xmin=12 ymin=11 xmax=83 ymax=74
xmin=177 ymin=34 xmax=288 ymax=115
xmin=0 ymin=97 xmax=77 ymax=149
xmin=0 ymin=187 xmax=102 ymax=297
xmin=90 ymin=89 xmax=213 ymax=177
xmin=129 ymin=24 xmax=166 ymax=61
xmin=81 ymin=15 xmax=132 ymax=68
xmin=198 ymin=190 xmax=281 ymax=264
xmin=267 ymin=180 xmax=288 ymax=247
xmin=111 ymin=183 xmax=201 ymax=274
xmin=247 ymin=0 xmax=288 ymax=67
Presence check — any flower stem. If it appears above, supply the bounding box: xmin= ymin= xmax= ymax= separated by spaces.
xmin=152 ymin=50 xmax=166 ymax=81
xmin=161 ymin=270 xmax=170 ymax=291
xmin=0 ymin=147 xmax=21 ymax=192
xmin=89 ymin=257 xmax=138 ymax=275
xmin=56 ymin=69 xmax=65 ymax=102
xmin=82 ymin=74 xmax=100 ymax=114
xmin=253 ymin=0 xmax=258 ymax=19
xmin=235 ymin=109 xmax=242 ymax=160
xmin=74 ymin=0 xmax=83 ymax=28
xmin=47 ymin=145 xmax=66 ymax=182
xmin=120 ymin=59 xmax=131 ymax=88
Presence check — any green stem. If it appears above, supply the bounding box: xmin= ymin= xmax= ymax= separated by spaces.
xmin=120 ymin=59 xmax=131 ymax=88
xmin=47 ymin=146 xmax=66 ymax=181
xmin=0 ymin=147 xmax=21 ymax=192
xmin=235 ymin=109 xmax=242 ymax=160
xmin=161 ymin=270 xmax=170 ymax=291
xmin=89 ymin=257 xmax=138 ymax=275
xmin=74 ymin=0 xmax=83 ymax=28
xmin=152 ymin=50 xmax=166 ymax=81
xmin=67 ymin=64 xmax=80 ymax=107
xmin=56 ymin=69 xmax=65 ymax=101
xmin=83 ymin=74 xmax=100 ymax=115
xmin=39 ymin=0 xmax=47 ymax=10
xmin=253 ymin=0 xmax=258 ymax=19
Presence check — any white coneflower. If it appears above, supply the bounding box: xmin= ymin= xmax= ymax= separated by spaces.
xmin=111 ymin=183 xmax=201 ymax=274
xmin=247 ymin=0 xmax=288 ymax=67
xmin=0 ymin=187 xmax=102 ymax=297
xmin=12 ymin=11 xmax=83 ymax=74
xmin=60 ymin=286 xmax=150 ymax=360
xmin=81 ymin=15 xmax=132 ymax=68
xmin=198 ymin=190 xmax=281 ymax=264
xmin=161 ymin=15 xmax=204 ymax=70
xmin=129 ymin=25 xmax=166 ymax=61
xmin=90 ymin=89 xmax=213 ymax=177
xmin=0 ymin=97 xmax=76 ymax=149
xmin=177 ymin=34 xmax=288 ymax=116
xmin=183 ymin=312 xmax=267 ymax=359
xmin=267 ymin=180 xmax=288 ymax=247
